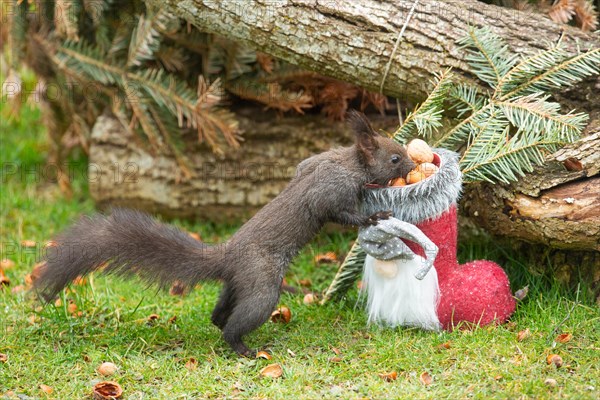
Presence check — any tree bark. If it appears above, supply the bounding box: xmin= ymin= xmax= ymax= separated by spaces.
xmin=144 ymin=0 xmax=599 ymax=101
xmin=89 ymin=108 xmax=399 ymax=222
xmin=462 ymin=132 xmax=600 ymax=251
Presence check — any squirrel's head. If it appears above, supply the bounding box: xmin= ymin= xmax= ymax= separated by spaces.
xmin=348 ymin=110 xmax=415 ymax=186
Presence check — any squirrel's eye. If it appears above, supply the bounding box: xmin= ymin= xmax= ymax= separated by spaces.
xmin=391 ymin=155 xmax=400 ymax=164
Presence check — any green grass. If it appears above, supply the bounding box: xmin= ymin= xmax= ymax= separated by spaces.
xmin=1 ymin=103 xmax=599 ymax=399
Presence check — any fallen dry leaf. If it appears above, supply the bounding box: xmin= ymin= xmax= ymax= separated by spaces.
xmin=147 ymin=314 xmax=160 ymax=324
xmin=25 ymin=262 xmax=47 ymax=287
xmin=21 ymin=240 xmax=37 ymax=248
xmin=73 ymin=276 xmax=87 ymax=285
xmin=314 ymin=252 xmax=338 ymax=264
xmin=437 ymin=341 xmax=451 ymax=350
xmin=97 ymin=362 xmax=118 ymax=376
xmin=93 ymin=381 xmax=123 ymax=399
xmin=0 ymin=259 xmax=15 ymax=269
xmin=419 ymin=371 xmax=433 ymax=386
xmin=184 ymin=357 xmax=198 ymax=371
xmin=287 ymin=348 xmax=296 ymax=357
xmin=546 ymin=354 xmax=563 ymax=368
xmin=39 ymin=384 xmax=53 ymax=394
xmin=329 ymin=356 xmax=343 ymax=363
xmin=256 ymin=351 xmax=272 ymax=360
xmin=168 ymin=315 xmax=177 ymax=324
xmin=331 ymin=347 xmax=341 ymax=355
xmin=556 ymin=333 xmax=572 ymax=343
xmin=298 ymin=279 xmax=312 ymax=288
xmin=0 ymin=353 xmax=7 ymax=363
xmin=378 ymin=371 xmax=398 ymax=382
xmin=44 ymin=240 xmax=58 ymax=248
xmin=270 ymin=306 xmax=291 ymax=323
xmin=517 ymin=328 xmax=531 ymax=342
xmin=67 ymin=301 xmax=78 ymax=314
xmin=169 ymin=280 xmax=186 ymax=296
xmin=0 ymin=270 xmax=9 ymax=287
xmin=260 ymin=363 xmax=283 ymax=378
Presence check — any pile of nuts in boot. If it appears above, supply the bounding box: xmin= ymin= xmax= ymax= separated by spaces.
xmin=389 ymin=139 xmax=439 ymax=186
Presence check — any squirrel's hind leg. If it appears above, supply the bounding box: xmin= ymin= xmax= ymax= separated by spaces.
xmin=211 ymin=285 xmax=235 ymax=329
xmin=222 ymin=282 xmax=281 ymax=357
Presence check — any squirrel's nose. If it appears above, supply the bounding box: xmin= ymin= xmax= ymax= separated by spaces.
xmin=402 ymin=159 xmax=416 ymax=177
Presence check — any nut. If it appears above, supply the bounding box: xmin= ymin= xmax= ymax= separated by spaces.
xmin=407 ymin=139 xmax=434 ymax=164
xmin=406 ymin=163 xmax=439 ymax=184
xmin=389 ymin=177 xmax=407 ymax=187
xmin=97 ymin=362 xmax=118 ymax=376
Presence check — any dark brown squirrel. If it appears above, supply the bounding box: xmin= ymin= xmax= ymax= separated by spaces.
xmin=35 ymin=110 xmax=415 ymax=356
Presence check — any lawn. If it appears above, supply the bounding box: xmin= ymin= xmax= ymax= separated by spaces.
xmin=1 ymin=104 xmax=598 ymax=399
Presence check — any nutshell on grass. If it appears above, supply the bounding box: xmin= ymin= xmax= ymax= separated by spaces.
xmin=270 ymin=306 xmax=292 ymax=323
xmin=93 ymin=381 xmax=123 ymax=399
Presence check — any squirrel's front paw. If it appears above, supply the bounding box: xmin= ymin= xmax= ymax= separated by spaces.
xmin=366 ymin=211 xmax=393 ymax=225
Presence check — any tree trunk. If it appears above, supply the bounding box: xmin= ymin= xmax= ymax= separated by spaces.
xmin=144 ymin=0 xmax=599 ymax=101
xmin=462 ymin=132 xmax=599 ymax=251
xmin=89 ymin=108 xmax=399 ymax=222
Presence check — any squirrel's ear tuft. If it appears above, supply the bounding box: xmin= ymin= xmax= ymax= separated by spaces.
xmin=347 ymin=110 xmax=378 ymax=165
xmin=347 ymin=110 xmax=377 ymax=137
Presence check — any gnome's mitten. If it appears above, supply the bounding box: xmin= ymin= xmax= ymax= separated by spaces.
xmin=358 ymin=217 xmax=438 ymax=279
xmin=362 ymin=149 xmax=516 ymax=330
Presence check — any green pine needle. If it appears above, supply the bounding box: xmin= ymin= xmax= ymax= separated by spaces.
xmin=392 ymin=67 xmax=453 ymax=143
xmin=457 ymin=26 xmax=518 ymax=89
xmin=320 ymin=242 xmax=366 ymax=305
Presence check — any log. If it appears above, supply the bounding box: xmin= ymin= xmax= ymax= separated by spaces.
xmin=462 ymin=132 xmax=600 ymax=251
xmin=144 ymin=0 xmax=599 ymax=101
xmin=88 ymin=108 xmax=399 ymax=222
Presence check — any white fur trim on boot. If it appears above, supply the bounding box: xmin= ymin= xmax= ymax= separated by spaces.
xmin=362 ymin=148 xmax=462 ymax=224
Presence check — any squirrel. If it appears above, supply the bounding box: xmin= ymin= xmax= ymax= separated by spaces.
xmin=35 ymin=111 xmax=415 ymax=356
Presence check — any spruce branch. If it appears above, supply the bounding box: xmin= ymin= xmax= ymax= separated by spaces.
xmin=392 ymin=67 xmax=453 ymax=143
xmin=320 ymin=242 xmax=366 ymax=305
xmin=500 ymin=48 xmax=600 ymax=99
xmin=460 ymin=127 xmax=560 ymax=184
xmin=127 ymin=10 xmax=173 ymax=68
xmin=448 ymin=83 xmax=485 ymax=118
xmin=497 ymin=93 xmax=588 ymax=143
xmin=49 ymin=38 xmax=239 ymax=153
xmin=457 ymin=27 xmax=517 ymax=88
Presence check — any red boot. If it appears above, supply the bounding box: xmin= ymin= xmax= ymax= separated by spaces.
xmin=361 ymin=149 xmax=515 ymax=330
xmin=408 ymin=206 xmax=515 ymax=329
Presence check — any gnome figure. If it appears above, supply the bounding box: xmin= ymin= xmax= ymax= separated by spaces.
xmin=358 ymin=149 xmax=515 ymax=330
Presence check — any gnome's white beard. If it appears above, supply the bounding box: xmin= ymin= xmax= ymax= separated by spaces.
xmin=363 ymin=255 xmax=441 ymax=331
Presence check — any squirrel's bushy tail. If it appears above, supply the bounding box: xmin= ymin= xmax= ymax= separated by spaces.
xmin=35 ymin=208 xmax=221 ymax=300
